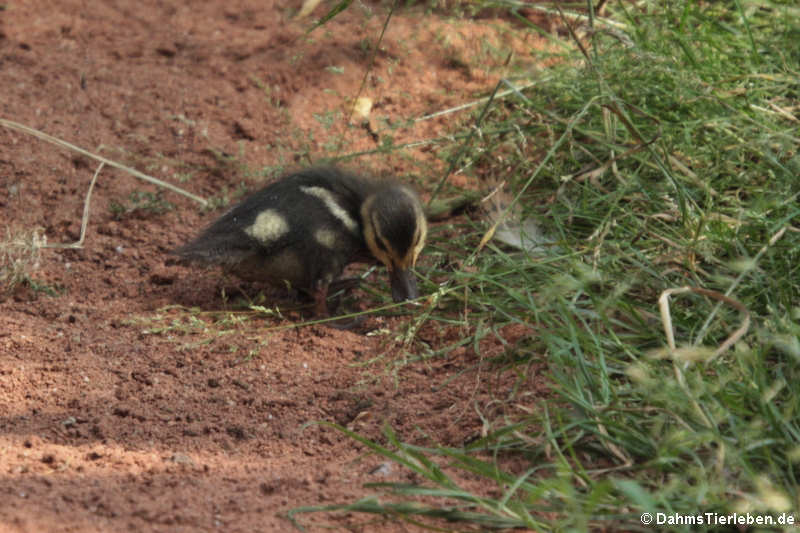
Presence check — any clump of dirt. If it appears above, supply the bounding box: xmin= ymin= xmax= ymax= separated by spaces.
xmin=0 ymin=1 xmax=558 ymax=531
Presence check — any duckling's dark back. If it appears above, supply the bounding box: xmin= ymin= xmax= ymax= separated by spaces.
xmin=175 ymin=168 xmax=376 ymax=291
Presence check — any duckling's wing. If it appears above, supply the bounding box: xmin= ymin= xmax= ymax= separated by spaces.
xmin=174 ymin=184 xmax=281 ymax=255
xmin=173 ymin=227 xmax=265 ymax=265
xmin=174 ymin=202 xmax=298 ymax=265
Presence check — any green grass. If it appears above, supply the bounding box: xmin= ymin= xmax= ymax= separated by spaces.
xmin=292 ymin=0 xmax=800 ymax=530
xmin=109 ymin=190 xmax=176 ymax=220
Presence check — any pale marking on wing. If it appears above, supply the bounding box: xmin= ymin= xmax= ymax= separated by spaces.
xmin=245 ymin=209 xmax=290 ymax=243
xmin=300 ymin=186 xmax=359 ymax=234
xmin=314 ymin=228 xmax=338 ymax=248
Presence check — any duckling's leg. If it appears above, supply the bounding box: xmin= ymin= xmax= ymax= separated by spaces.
xmin=328 ymin=277 xmax=362 ymax=294
xmin=312 ymin=280 xmax=364 ymax=330
xmin=312 ymin=283 xmax=331 ymax=318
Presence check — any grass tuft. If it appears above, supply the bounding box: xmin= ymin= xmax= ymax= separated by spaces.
xmin=0 ymin=227 xmax=46 ymax=301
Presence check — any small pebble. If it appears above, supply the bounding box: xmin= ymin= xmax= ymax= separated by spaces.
xmin=169 ymin=453 xmax=195 ymax=465
xmin=369 ymin=462 xmax=393 ymax=476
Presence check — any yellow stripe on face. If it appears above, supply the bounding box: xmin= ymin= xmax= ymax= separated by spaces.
xmin=411 ymin=211 xmax=427 ymax=265
xmin=396 ymin=189 xmax=427 ymax=269
xmin=245 ymin=209 xmax=290 ymax=243
xmin=300 ymin=186 xmax=359 ymax=234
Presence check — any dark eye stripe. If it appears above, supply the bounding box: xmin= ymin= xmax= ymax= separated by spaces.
xmin=370 ymin=213 xmax=388 ymax=252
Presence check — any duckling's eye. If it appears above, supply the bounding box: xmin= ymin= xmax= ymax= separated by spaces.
xmin=374 ymin=236 xmax=388 ymax=253
xmin=369 ymin=213 xmax=390 ymax=253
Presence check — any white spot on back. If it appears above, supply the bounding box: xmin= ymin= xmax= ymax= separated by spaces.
xmin=314 ymin=228 xmax=338 ymax=248
xmin=245 ymin=209 xmax=289 ymax=243
xmin=300 ymin=186 xmax=358 ymax=234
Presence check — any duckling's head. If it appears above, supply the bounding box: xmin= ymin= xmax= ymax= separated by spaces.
xmin=361 ymin=185 xmax=427 ymax=302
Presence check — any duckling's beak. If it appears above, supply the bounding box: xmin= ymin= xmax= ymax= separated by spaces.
xmin=390 ymin=268 xmax=418 ymax=302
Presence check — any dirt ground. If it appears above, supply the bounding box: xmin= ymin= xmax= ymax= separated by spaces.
xmin=0 ymin=1 xmax=559 ymax=531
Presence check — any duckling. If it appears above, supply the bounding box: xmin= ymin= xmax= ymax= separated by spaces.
xmin=173 ymin=167 xmax=427 ymax=317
